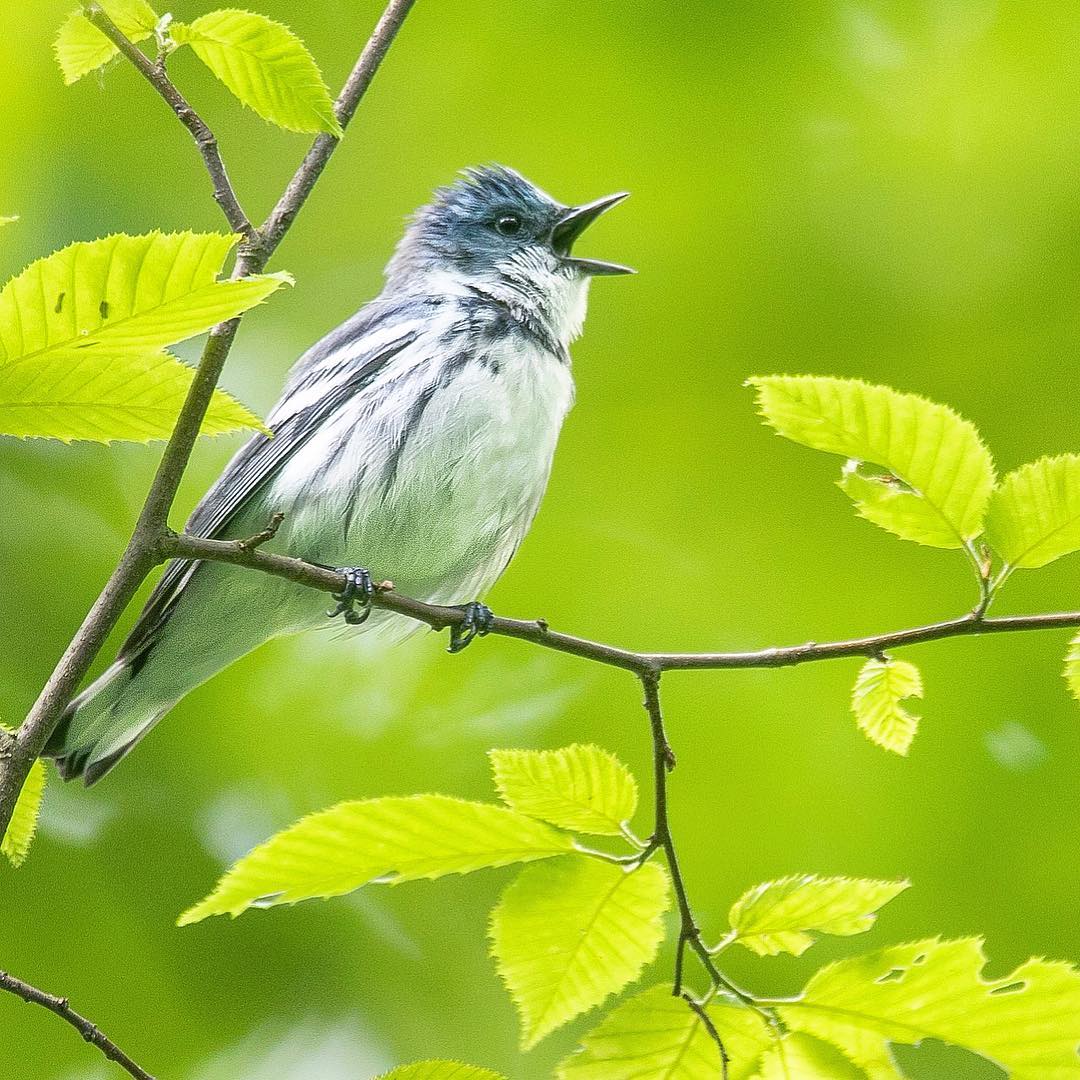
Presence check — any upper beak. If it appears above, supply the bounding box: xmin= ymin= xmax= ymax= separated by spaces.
xmin=550 ymin=192 xmax=634 ymax=276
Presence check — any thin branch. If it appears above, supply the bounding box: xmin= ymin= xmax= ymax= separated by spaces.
xmin=83 ymin=4 xmax=254 ymax=240
xmin=0 ymin=970 xmax=155 ymax=1080
xmin=0 ymin=0 xmax=417 ymax=840
xmin=683 ymin=993 xmax=730 ymax=1080
xmin=161 ymin=530 xmax=1080 ymax=676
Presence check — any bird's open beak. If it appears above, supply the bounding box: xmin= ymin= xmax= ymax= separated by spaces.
xmin=551 ymin=192 xmax=634 ymax=276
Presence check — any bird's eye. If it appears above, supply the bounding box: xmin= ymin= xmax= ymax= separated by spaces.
xmin=494 ymin=214 xmax=522 ymax=236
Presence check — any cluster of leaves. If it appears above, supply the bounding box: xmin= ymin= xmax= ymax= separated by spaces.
xmin=55 ymin=0 xmax=342 ymax=135
xmin=179 ymin=744 xmax=1080 ymax=1078
xmin=749 ymin=375 xmax=1080 ymax=754
xmin=0 ymin=230 xmax=283 ymax=442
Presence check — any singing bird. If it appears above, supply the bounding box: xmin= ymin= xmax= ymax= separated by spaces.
xmin=47 ymin=166 xmax=632 ymax=784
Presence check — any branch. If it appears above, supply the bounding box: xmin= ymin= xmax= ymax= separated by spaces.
xmin=0 ymin=970 xmax=155 ymax=1080
xmin=83 ymin=4 xmax=254 ymax=240
xmin=0 ymin=0 xmax=416 ymax=839
xmin=161 ymin=530 xmax=1080 ymax=675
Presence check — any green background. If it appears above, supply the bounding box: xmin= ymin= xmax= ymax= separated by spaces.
xmin=2 ymin=1 xmax=1079 ymax=1077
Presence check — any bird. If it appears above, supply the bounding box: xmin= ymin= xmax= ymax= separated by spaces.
xmin=45 ymin=165 xmax=632 ymax=785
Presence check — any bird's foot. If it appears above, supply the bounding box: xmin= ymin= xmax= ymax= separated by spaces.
xmin=327 ymin=567 xmax=376 ymax=625
xmin=447 ymin=601 xmax=495 ymax=654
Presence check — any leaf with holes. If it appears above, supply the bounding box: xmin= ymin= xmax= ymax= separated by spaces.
xmin=1 ymin=757 xmax=45 ymax=869
xmin=54 ymin=0 xmax=159 ymax=84
xmin=376 ymin=1064 xmax=506 ymax=1080
xmin=179 ymin=795 xmax=575 ymax=925
xmin=556 ymin=984 xmax=773 ymax=1080
xmin=490 ymin=744 xmax=638 ymax=836
xmin=491 ymin=857 xmax=670 ymax=1049
xmin=750 ymin=1033 xmax=874 ymax=1079
xmin=986 ymin=455 xmax=1080 ymax=570
xmin=748 ymin=376 xmax=995 ymax=548
xmin=728 ymin=876 xmax=909 ymax=958
xmin=172 ymin=10 xmax=342 ymax=135
xmin=0 ymin=349 xmax=263 ymax=442
xmin=778 ymin=938 xmax=1080 ymax=1079
xmin=851 ymin=659 xmax=923 ymax=755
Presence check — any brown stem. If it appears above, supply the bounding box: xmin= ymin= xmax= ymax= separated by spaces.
xmin=0 ymin=970 xmax=155 ymax=1080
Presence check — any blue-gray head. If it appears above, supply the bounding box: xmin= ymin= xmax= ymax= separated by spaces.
xmin=386 ymin=166 xmax=631 ymax=341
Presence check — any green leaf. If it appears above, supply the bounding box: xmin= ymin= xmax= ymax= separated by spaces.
xmin=986 ymin=454 xmax=1080 ymax=569
xmin=172 ymin=10 xmax=342 ymax=136
xmin=1 ymin=757 xmax=45 ymax=868
xmin=851 ymin=658 xmax=923 ymax=756
xmin=489 ymin=744 xmax=638 ymax=836
xmin=491 ymin=857 xmax=670 ymax=1049
xmin=0 ymin=232 xmax=288 ymax=360
xmin=0 ymin=350 xmax=263 ymax=442
xmin=778 ymin=937 xmax=1080 ymax=1079
xmin=751 ymin=1033 xmax=873 ymax=1080
xmin=179 ymin=795 xmax=575 ymax=925
xmin=748 ymin=376 xmax=995 ymax=548
xmin=556 ymin=984 xmax=773 ymax=1080
xmin=55 ymin=1 xmax=159 ymax=85
xmin=0 ymin=232 xmax=283 ymax=443
xmin=1064 ymin=633 xmax=1080 ymax=704
xmin=838 ymin=466 xmax=962 ymax=548
xmin=728 ymin=875 xmax=910 ymax=958
xmin=376 ymin=1064 xmax=506 ymax=1080
xmin=0 ymin=216 xmax=17 ymax=228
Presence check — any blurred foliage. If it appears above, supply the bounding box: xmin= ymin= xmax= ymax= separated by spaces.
xmin=5 ymin=1 xmax=1080 ymax=1077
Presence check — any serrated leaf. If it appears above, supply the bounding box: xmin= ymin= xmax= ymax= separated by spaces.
xmin=489 ymin=744 xmax=637 ymax=836
xmin=838 ymin=466 xmax=961 ymax=548
xmin=491 ymin=857 xmax=670 ymax=1049
xmin=0 ymin=232 xmax=287 ymax=361
xmin=1064 ymin=633 xmax=1080 ymax=704
xmin=172 ymin=10 xmax=342 ymax=135
xmin=748 ymin=376 xmax=995 ymax=548
xmin=851 ymin=659 xmax=923 ymax=755
xmin=376 ymin=1063 xmax=506 ymax=1080
xmin=751 ymin=1033 xmax=874 ymax=1079
xmin=179 ymin=795 xmax=575 ymax=925
xmin=778 ymin=937 xmax=1080 ymax=1079
xmin=0 ymin=350 xmax=263 ymax=442
xmin=0 ymin=232 xmax=283 ymax=443
xmin=55 ymin=1 xmax=159 ymax=84
xmin=1 ymin=757 xmax=45 ymax=869
xmin=986 ymin=455 xmax=1080 ymax=570
xmin=728 ymin=876 xmax=909 ymax=958
xmin=556 ymin=984 xmax=773 ymax=1080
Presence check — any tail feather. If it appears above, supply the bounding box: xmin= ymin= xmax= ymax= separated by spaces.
xmin=45 ymin=661 xmax=167 ymax=786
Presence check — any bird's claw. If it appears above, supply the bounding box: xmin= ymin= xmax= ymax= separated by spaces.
xmin=448 ymin=601 xmax=494 ymax=654
xmin=328 ymin=567 xmax=376 ymax=625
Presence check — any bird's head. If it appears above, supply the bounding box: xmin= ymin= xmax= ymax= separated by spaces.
xmin=386 ymin=166 xmax=632 ymax=344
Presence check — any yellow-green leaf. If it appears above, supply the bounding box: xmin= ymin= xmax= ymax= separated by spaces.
xmin=55 ymin=1 xmax=159 ymax=84
xmin=2 ymin=758 xmax=46 ymax=868
xmin=748 ymin=376 xmax=995 ymax=548
xmin=172 ymin=10 xmax=342 ymax=136
xmin=751 ymin=1033 xmax=874 ymax=1080
xmin=986 ymin=455 xmax=1080 ymax=570
xmin=838 ymin=466 xmax=961 ymax=548
xmin=1065 ymin=633 xmax=1080 ymax=704
xmin=0 ymin=232 xmax=287 ymax=362
xmin=851 ymin=658 xmax=923 ymax=755
xmin=779 ymin=938 xmax=1080 ymax=1080
xmin=0 ymin=216 xmax=17 ymax=228
xmin=556 ymin=984 xmax=773 ymax=1080
xmin=179 ymin=795 xmax=575 ymax=925
xmin=491 ymin=857 xmax=670 ymax=1049
xmin=728 ymin=875 xmax=909 ymax=958
xmin=376 ymin=1064 xmax=505 ymax=1080
xmin=0 ymin=350 xmax=263 ymax=442
xmin=489 ymin=744 xmax=637 ymax=836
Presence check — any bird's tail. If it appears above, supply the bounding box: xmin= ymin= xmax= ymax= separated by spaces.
xmin=44 ymin=660 xmax=171 ymax=786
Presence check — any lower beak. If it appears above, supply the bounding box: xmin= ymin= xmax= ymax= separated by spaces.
xmin=550 ymin=192 xmax=634 ymax=276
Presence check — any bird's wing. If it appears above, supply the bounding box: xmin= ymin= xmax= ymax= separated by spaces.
xmin=117 ymin=309 xmax=423 ymax=669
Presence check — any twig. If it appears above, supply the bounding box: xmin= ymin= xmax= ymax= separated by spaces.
xmin=159 ymin=531 xmax=1080 ymax=676
xmin=83 ymin=4 xmax=254 ymax=240
xmin=235 ymin=512 xmax=284 ymax=553
xmin=683 ymin=993 xmax=730 ymax=1080
xmin=0 ymin=970 xmax=155 ymax=1080
xmin=0 ymin=0 xmax=417 ymax=841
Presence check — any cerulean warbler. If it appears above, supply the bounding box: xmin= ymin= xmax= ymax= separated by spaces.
xmin=47 ymin=165 xmax=631 ymax=784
